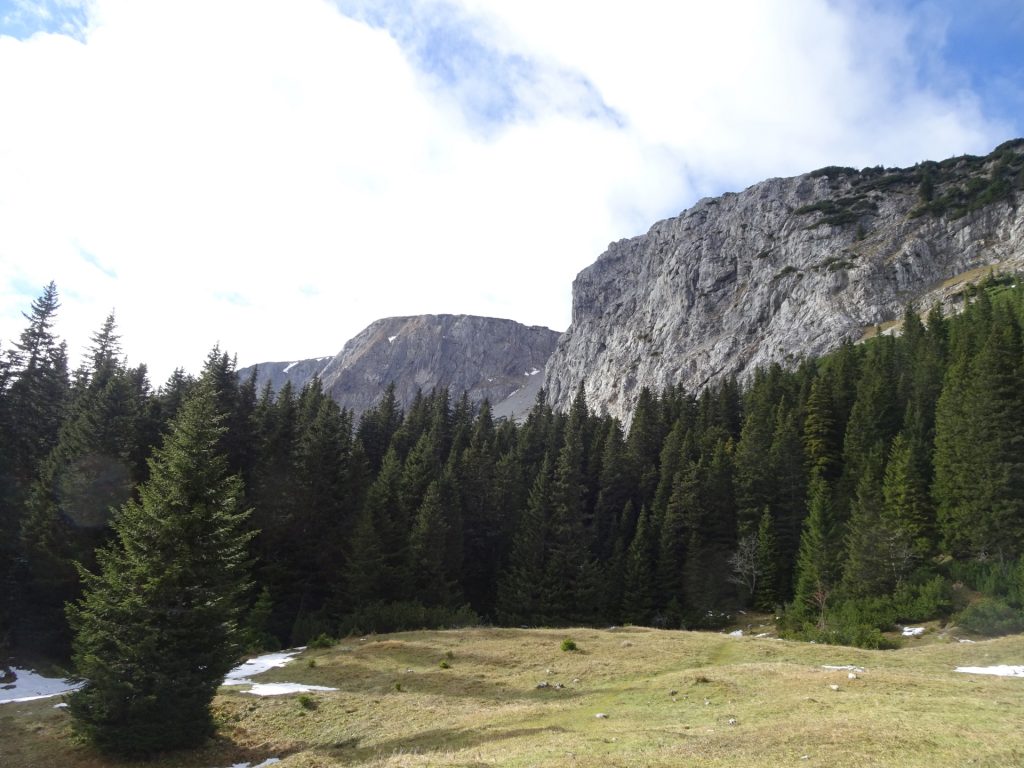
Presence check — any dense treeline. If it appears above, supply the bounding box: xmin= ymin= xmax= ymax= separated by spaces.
xmin=3 ymin=276 xmax=1024 ymax=659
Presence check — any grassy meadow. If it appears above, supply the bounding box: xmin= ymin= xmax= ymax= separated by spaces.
xmin=3 ymin=623 xmax=1024 ymax=767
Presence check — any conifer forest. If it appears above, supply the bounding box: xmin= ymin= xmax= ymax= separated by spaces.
xmin=4 ymin=275 xmax=1024 ymax=673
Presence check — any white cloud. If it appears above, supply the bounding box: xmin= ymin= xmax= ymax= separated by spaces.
xmin=0 ymin=0 xmax=1012 ymax=384
xmin=465 ymin=0 xmax=1005 ymax=184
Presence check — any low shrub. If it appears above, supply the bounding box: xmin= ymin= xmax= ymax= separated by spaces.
xmin=308 ymin=633 xmax=335 ymax=649
xmin=561 ymin=638 xmax=578 ymax=652
xmin=891 ymin=576 xmax=954 ymax=621
xmin=781 ymin=620 xmax=897 ymax=650
xmin=956 ymin=598 xmax=1024 ymax=636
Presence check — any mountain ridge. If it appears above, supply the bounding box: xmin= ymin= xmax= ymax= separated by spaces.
xmin=239 ymin=313 xmax=560 ymax=420
xmin=544 ymin=139 xmax=1024 ymax=424
xmin=244 ymin=140 xmax=1024 ymax=427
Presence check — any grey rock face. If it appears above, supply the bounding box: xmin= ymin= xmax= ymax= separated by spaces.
xmin=242 ymin=315 xmax=560 ymax=421
xmin=545 ymin=145 xmax=1024 ymax=426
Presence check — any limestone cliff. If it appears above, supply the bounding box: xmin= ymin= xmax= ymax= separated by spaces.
xmin=544 ymin=139 xmax=1024 ymax=426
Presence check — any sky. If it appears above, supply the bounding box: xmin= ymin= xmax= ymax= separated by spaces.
xmin=0 ymin=0 xmax=1022 ymax=385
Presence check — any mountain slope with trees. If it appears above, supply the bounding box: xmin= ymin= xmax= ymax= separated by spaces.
xmin=5 ymin=275 xmax=1024 ymax=666
xmin=4 ymin=140 xmax=1024 ymax=757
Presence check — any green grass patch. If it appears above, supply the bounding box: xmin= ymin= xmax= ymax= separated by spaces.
xmin=4 ymin=627 xmax=1024 ymax=766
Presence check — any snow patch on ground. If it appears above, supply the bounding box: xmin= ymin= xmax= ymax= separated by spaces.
xmin=223 ymin=759 xmax=281 ymax=768
xmin=822 ymin=665 xmax=865 ymax=673
xmin=525 ymin=368 xmax=541 ymax=376
xmin=224 ymin=648 xmax=335 ymax=697
xmin=902 ymin=626 xmax=925 ymax=637
xmin=223 ymin=649 xmax=303 ymax=686
xmin=728 ymin=629 xmax=743 ymax=637
xmin=0 ymin=667 xmax=83 ymax=704
xmin=388 ymin=335 xmax=398 ymax=343
xmin=282 ymin=361 xmax=298 ymax=373
xmin=954 ymin=665 xmax=1024 ymax=677
xmin=243 ymin=683 xmax=338 ymax=696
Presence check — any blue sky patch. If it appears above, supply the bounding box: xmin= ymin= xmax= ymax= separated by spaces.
xmin=0 ymin=0 xmax=89 ymax=41
xmin=894 ymin=0 xmax=1024 ymax=134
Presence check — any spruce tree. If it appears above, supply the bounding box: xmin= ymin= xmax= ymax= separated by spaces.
xmin=935 ymin=302 xmax=1024 ymax=560
xmin=734 ymin=373 xmax=781 ymax=532
xmin=839 ymin=336 xmax=899 ymax=521
xmin=496 ymin=455 xmax=553 ymax=624
xmin=19 ymin=353 xmax=149 ymax=656
xmin=803 ymin=372 xmax=842 ymax=484
xmin=285 ymin=384 xmax=353 ymax=641
xmin=458 ymin=402 xmax=503 ymax=615
xmin=343 ymin=503 xmax=386 ymax=609
xmin=768 ymin=403 xmax=806 ymax=598
xmin=752 ymin=508 xmax=779 ymax=610
xmin=627 ymin=387 xmax=665 ymax=511
xmin=656 ymin=462 xmax=694 ymax=612
xmin=880 ymin=432 xmax=934 ymax=580
xmin=620 ymin=503 xmax=657 ymax=625
xmin=792 ymin=475 xmax=840 ymax=628
xmin=591 ymin=420 xmax=632 ymax=564
xmin=840 ymin=446 xmax=892 ymax=598
xmin=408 ymin=480 xmax=455 ymax=606
xmin=5 ymin=281 xmax=69 ymax=489
xmin=362 ymin=448 xmax=410 ymax=601
xmin=540 ymin=425 xmax=597 ymax=624
xmin=356 ymin=383 xmax=402 ymax=472
xmin=1 ymin=283 xmax=70 ymax=647
xmin=66 ymin=384 xmax=252 ymax=756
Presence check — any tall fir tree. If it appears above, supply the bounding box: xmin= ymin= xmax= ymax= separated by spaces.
xmin=408 ymin=480 xmax=457 ymax=606
xmin=935 ymin=301 xmax=1024 ymax=560
xmin=840 ymin=446 xmax=892 ymax=598
xmin=4 ymin=281 xmax=69 ymax=490
xmin=1 ymin=283 xmax=70 ymax=646
xmin=455 ymin=401 xmax=501 ymax=614
xmin=767 ymin=403 xmax=806 ymax=599
xmin=620 ymin=503 xmax=657 ymax=625
xmin=803 ymin=371 xmax=842 ymax=485
xmin=19 ymin=315 xmax=149 ymax=656
xmin=880 ymin=431 xmax=934 ymax=580
xmin=496 ymin=454 xmax=553 ymax=624
xmin=792 ymin=475 xmax=841 ymax=628
xmin=752 ymin=508 xmax=779 ymax=610
xmin=66 ymin=384 xmax=252 ymax=756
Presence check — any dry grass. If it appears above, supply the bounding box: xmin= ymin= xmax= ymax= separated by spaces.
xmin=858 ymin=318 xmax=903 ymax=341
xmin=3 ymin=626 xmax=1024 ymax=767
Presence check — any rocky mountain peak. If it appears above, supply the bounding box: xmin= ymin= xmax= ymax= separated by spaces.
xmin=544 ymin=139 xmax=1024 ymax=426
xmin=240 ymin=314 xmax=560 ymax=421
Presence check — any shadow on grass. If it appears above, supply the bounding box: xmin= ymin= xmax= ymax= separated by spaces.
xmin=320 ymin=725 xmax=568 ymax=765
xmin=253 ymin=653 xmax=587 ymax=703
xmin=344 ymin=638 xmax=528 ymax=670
